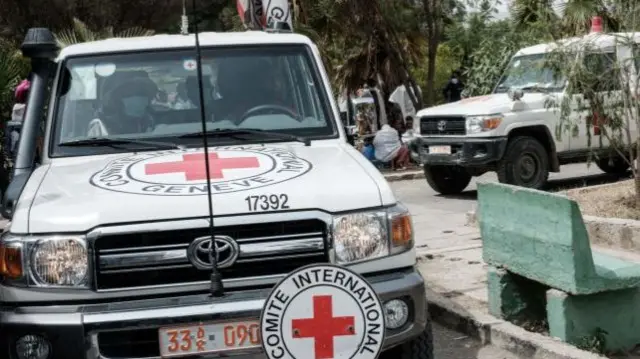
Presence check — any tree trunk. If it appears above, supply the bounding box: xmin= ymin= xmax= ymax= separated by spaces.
xmin=423 ymin=0 xmax=441 ymax=106
xmin=426 ymin=36 xmax=438 ymax=106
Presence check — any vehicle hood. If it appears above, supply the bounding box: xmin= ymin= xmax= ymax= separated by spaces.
xmin=26 ymin=143 xmax=388 ymax=232
xmin=416 ymin=93 xmax=547 ymax=116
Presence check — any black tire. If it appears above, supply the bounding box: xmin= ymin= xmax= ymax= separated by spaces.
xmin=424 ymin=165 xmax=471 ymax=195
xmin=380 ymin=321 xmax=434 ymax=359
xmin=596 ymin=155 xmax=630 ymax=175
xmin=497 ymin=136 xmax=549 ymax=189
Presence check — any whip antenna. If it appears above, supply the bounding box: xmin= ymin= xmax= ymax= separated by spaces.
xmin=191 ymin=0 xmax=224 ymax=297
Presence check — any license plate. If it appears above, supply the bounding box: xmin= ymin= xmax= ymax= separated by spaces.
xmin=158 ymin=320 xmax=260 ymax=358
xmin=429 ymin=145 xmax=451 ymax=154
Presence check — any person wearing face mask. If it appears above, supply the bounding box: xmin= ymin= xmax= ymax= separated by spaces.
xmin=443 ymin=70 xmax=464 ymax=103
xmin=88 ymin=78 xmax=157 ymax=136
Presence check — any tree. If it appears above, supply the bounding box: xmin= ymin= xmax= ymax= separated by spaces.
xmin=296 ymin=0 xmax=425 ymax=108
xmin=0 ymin=40 xmax=29 ymax=119
xmin=0 ymin=0 xmax=181 ymax=43
xmin=545 ymin=32 xmax=640 ymax=205
xmin=54 ymin=18 xmax=155 ymax=48
xmin=421 ymin=0 xmax=464 ymax=105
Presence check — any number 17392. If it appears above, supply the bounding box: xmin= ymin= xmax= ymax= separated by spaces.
xmin=245 ymin=194 xmax=289 ymax=212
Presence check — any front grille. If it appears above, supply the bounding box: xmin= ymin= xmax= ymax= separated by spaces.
xmin=420 ymin=116 xmax=466 ymax=135
xmin=94 ymin=219 xmax=328 ymax=290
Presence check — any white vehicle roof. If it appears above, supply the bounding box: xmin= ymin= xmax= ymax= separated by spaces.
xmin=515 ymin=31 xmax=640 ymax=56
xmin=57 ymin=31 xmax=315 ymax=60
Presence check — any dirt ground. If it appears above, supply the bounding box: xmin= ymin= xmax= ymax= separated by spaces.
xmin=566 ymin=180 xmax=640 ymax=220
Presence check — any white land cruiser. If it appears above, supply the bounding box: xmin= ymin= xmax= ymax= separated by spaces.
xmin=415 ymin=22 xmax=639 ymax=195
xmin=0 ymin=27 xmax=432 ymax=359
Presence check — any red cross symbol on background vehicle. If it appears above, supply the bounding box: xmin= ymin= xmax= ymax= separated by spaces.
xmin=144 ymin=152 xmax=260 ymax=181
xmin=260 ymin=264 xmax=385 ymax=359
xmin=291 ymin=295 xmax=355 ymax=359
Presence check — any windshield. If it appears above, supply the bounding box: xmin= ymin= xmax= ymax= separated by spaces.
xmin=494 ymin=53 xmax=565 ymax=93
xmin=51 ymin=45 xmax=336 ymax=157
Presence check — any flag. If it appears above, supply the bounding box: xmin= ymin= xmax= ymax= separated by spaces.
xmin=264 ymin=0 xmax=292 ymax=30
xmin=236 ymin=0 xmax=292 ymax=30
xmin=236 ymin=0 xmax=265 ymax=30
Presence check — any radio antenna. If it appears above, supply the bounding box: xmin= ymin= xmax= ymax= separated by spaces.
xmin=191 ymin=0 xmax=224 ymax=297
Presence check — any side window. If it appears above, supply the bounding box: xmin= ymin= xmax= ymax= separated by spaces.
xmin=583 ymin=51 xmax=619 ymax=92
xmin=297 ymin=56 xmax=324 ymax=123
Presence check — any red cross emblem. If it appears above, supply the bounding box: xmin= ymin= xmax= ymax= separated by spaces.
xmin=184 ymin=60 xmax=196 ymax=70
xmin=291 ymin=295 xmax=356 ymax=359
xmin=144 ymin=152 xmax=260 ymax=181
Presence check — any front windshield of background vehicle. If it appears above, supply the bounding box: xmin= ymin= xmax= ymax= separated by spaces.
xmin=51 ymin=45 xmax=335 ymax=157
xmin=494 ymin=53 xmax=565 ymax=93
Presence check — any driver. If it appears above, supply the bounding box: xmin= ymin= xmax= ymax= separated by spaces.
xmin=216 ymin=57 xmax=280 ymax=123
xmin=88 ymin=77 xmax=157 ymax=136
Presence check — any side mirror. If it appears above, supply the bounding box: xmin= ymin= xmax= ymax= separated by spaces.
xmin=2 ymin=171 xmax=31 ymax=220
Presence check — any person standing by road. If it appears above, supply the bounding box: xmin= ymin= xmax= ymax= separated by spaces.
xmin=443 ymin=70 xmax=464 ymax=103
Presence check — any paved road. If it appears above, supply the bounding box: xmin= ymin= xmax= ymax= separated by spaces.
xmin=392 ymin=163 xmax=626 ymax=253
xmin=392 ymin=163 xmax=626 ymax=358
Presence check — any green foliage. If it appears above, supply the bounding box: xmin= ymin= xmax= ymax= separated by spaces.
xmin=543 ymin=28 xmax=640 ymax=201
xmin=544 ymin=33 xmax=637 ymax=151
xmin=461 ymin=20 xmax=552 ymax=97
xmin=55 ymin=18 xmax=155 ymax=48
xmin=411 ymin=44 xmax=461 ymax=104
xmin=0 ymin=39 xmax=29 ymax=119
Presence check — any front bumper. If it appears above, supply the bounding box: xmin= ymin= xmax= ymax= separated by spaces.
xmin=0 ymin=267 xmax=427 ymax=359
xmin=417 ymin=136 xmax=508 ymax=166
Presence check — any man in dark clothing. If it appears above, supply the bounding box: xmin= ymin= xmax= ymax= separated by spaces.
xmin=442 ymin=71 xmax=464 ymax=103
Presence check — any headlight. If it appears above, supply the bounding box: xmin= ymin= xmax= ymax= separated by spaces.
xmin=31 ymin=237 xmax=88 ymax=287
xmin=0 ymin=234 xmax=89 ymax=288
xmin=465 ymin=115 xmax=503 ymax=134
xmin=332 ymin=204 xmax=414 ymax=265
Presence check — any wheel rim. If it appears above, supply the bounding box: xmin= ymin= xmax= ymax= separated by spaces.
xmin=516 ymin=153 xmax=541 ymax=185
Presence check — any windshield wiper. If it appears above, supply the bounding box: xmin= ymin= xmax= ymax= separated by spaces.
xmin=180 ymin=128 xmax=311 ymax=146
xmin=59 ymin=137 xmax=184 ymax=150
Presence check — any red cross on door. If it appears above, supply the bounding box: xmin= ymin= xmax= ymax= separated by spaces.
xmin=291 ymin=295 xmax=356 ymax=359
xmin=144 ymin=153 xmax=260 ymax=181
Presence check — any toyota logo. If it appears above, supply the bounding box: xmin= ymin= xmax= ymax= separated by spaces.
xmin=437 ymin=120 xmax=447 ymax=132
xmin=187 ymin=235 xmax=240 ymax=270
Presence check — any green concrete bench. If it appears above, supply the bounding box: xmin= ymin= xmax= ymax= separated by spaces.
xmin=477 ymin=182 xmax=640 ymax=352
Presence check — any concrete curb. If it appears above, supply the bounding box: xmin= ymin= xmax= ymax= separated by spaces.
xmin=383 ymin=170 xmax=424 ymax=182
xmin=425 ymin=287 xmax=607 ymax=359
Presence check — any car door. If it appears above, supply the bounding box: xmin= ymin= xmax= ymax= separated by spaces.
xmin=569 ymin=47 xmax=621 ymax=151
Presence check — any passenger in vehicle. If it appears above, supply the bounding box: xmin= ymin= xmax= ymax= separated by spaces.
xmin=185 ymin=76 xmax=215 ymax=111
xmin=174 ymin=82 xmax=193 ymax=109
xmin=87 ymin=77 xmax=157 ymax=136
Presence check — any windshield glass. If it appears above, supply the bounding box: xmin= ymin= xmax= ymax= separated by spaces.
xmin=51 ymin=45 xmax=335 ymax=157
xmin=494 ymin=53 xmax=565 ymax=93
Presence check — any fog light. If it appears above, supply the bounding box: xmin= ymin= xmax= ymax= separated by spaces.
xmin=384 ymin=299 xmax=409 ymax=329
xmin=15 ymin=335 xmax=50 ymax=359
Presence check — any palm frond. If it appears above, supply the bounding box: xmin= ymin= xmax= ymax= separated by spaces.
xmin=0 ymin=39 xmax=29 ymax=118
xmin=55 ymin=17 xmax=154 ymax=48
